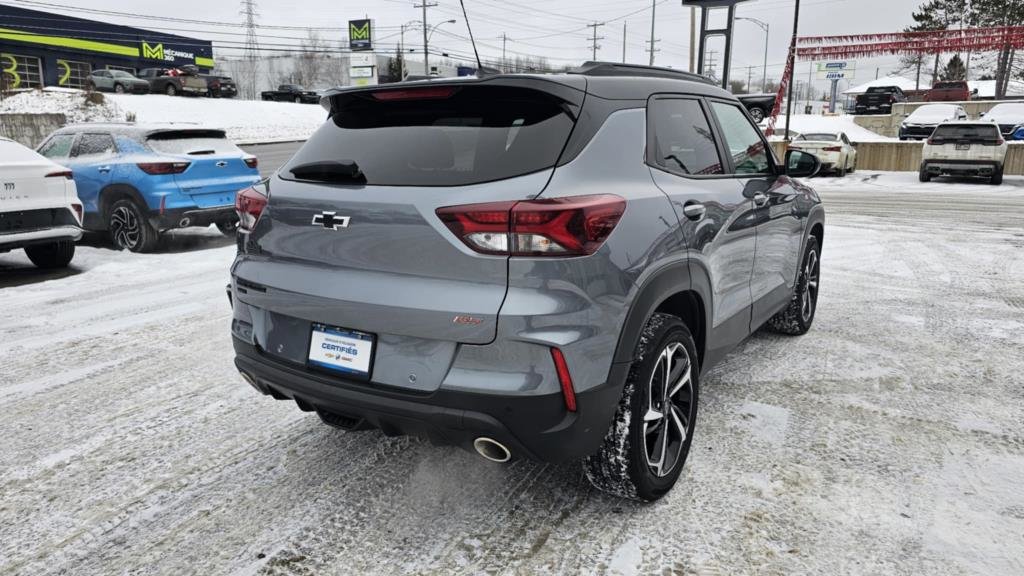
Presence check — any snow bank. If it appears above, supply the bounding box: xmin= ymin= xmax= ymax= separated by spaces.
xmin=767 ymin=114 xmax=894 ymax=143
xmin=0 ymin=89 xmax=125 ymax=123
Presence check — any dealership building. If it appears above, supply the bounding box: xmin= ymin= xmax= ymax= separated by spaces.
xmin=0 ymin=4 xmax=214 ymax=90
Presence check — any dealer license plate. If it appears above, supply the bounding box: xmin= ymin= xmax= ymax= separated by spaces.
xmin=956 ymin=143 xmax=971 ymax=150
xmin=307 ymin=323 xmax=375 ymax=377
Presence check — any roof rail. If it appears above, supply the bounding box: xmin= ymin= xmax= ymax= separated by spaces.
xmin=568 ymin=61 xmax=716 ymax=86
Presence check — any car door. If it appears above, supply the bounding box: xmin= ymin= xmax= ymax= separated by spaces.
xmin=645 ymin=95 xmax=758 ymax=359
xmin=63 ymin=133 xmax=117 ymax=218
xmin=93 ymin=70 xmax=111 ymax=90
xmin=706 ymin=99 xmax=805 ymax=329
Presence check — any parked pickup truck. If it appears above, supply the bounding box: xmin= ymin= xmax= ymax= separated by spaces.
xmin=737 ymin=93 xmax=776 ymax=123
xmin=261 ymin=84 xmax=320 ymax=103
xmin=139 ymin=66 xmax=208 ymax=97
xmin=925 ymin=81 xmax=974 ymax=102
xmin=855 ymin=86 xmax=907 ymax=115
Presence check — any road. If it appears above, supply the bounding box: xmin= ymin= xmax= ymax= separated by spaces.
xmin=240 ymin=141 xmax=303 ymax=178
xmin=1 ymin=172 xmax=1022 ymax=576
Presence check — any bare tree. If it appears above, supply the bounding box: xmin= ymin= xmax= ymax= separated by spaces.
xmin=292 ymin=31 xmax=329 ymax=89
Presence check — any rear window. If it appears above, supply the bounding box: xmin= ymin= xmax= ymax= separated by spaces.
xmin=930 ymin=124 xmax=1001 ymax=143
xmin=284 ymin=85 xmax=575 ymax=186
xmin=935 ymin=82 xmax=964 ymax=89
xmin=801 ymin=133 xmax=838 ymax=141
xmin=146 ymin=130 xmax=240 ymax=156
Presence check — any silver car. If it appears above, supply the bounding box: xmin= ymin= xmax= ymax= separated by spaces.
xmin=87 ymin=69 xmax=150 ymax=94
xmin=229 ymin=62 xmax=826 ymax=501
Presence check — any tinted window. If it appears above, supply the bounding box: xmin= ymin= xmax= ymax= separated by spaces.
xmin=930 ymin=124 xmax=1001 ymax=143
xmin=73 ymin=133 xmax=116 ymax=157
xmin=147 ymin=130 xmax=240 ymax=155
xmin=284 ymin=86 xmax=575 ymax=186
xmin=710 ymin=102 xmax=771 ymax=175
xmin=648 ymin=98 xmax=722 ymax=176
xmin=801 ymin=133 xmax=838 ymax=141
xmin=39 ymin=134 xmax=76 ymax=159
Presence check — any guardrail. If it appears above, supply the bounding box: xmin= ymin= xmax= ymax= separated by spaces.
xmin=771 ymin=140 xmax=1024 ymax=174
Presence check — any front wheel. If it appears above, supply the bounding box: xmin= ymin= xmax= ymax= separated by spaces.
xmin=766 ymin=237 xmax=820 ymax=335
xmin=114 ymin=83 xmax=125 ymax=94
xmin=294 ymin=95 xmax=302 ymax=103
xmin=24 ymin=240 xmax=75 ymax=269
xmin=108 ymin=199 xmax=159 ymax=252
xmin=165 ymin=83 xmax=177 ymax=96
xmin=585 ymin=313 xmax=699 ymax=502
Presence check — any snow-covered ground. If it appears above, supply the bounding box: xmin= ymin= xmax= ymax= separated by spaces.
xmin=0 ymin=88 xmax=326 ymax=144
xmin=768 ymin=114 xmax=895 ymax=142
xmin=1 ymin=179 xmax=1023 ymax=575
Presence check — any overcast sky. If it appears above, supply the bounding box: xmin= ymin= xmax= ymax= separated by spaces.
xmin=6 ymin=0 xmax=923 ymax=92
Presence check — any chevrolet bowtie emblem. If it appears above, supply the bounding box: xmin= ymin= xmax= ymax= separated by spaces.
xmin=312 ymin=211 xmax=351 ymax=230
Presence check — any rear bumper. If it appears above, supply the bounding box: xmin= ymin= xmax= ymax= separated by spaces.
xmin=232 ymin=336 xmax=626 ymax=463
xmin=0 ymin=225 xmax=81 ymax=252
xmin=922 ymin=159 xmax=1001 ymax=176
xmin=151 ymin=205 xmax=236 ymax=230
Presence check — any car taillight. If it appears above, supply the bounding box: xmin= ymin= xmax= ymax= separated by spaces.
xmin=137 ymin=162 xmax=190 ymax=175
xmin=235 ymin=185 xmax=267 ymax=232
xmin=822 ymin=146 xmax=842 ymax=152
xmin=997 ymin=138 xmax=1005 ymax=145
xmin=244 ymin=157 xmax=259 ymax=169
xmin=45 ymin=170 xmax=73 ymax=179
xmin=436 ymin=194 xmax=626 ymax=257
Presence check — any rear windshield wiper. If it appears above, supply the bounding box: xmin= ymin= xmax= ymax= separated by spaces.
xmin=289 ymin=160 xmax=366 ymax=184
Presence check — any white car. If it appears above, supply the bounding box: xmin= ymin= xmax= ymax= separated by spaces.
xmin=0 ymin=137 xmax=83 ymax=268
xmin=920 ymin=121 xmax=1007 ymax=184
xmin=788 ymin=132 xmax=857 ymax=176
xmin=899 ymin=104 xmax=968 ymax=140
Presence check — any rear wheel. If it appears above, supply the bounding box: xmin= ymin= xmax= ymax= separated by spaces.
xmin=991 ymin=166 xmax=1003 ymax=185
xmin=24 ymin=240 xmax=75 ymax=269
xmin=165 ymin=83 xmax=177 ymax=96
xmin=585 ymin=313 xmax=699 ymax=502
xmin=919 ymin=164 xmax=931 ymax=182
xmin=748 ymin=106 xmax=766 ymax=123
xmin=108 ymin=199 xmax=159 ymax=252
xmin=114 ymin=83 xmax=125 ymax=94
xmin=766 ymin=237 xmax=820 ymax=335
xmin=294 ymin=95 xmax=302 ymax=103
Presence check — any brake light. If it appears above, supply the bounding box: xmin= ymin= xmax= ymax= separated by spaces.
xmin=235 ymin=185 xmax=268 ymax=232
xmin=550 ymin=347 xmax=577 ymax=412
xmin=371 ymin=86 xmax=458 ymax=101
xmin=244 ymin=157 xmax=259 ymax=169
xmin=137 ymin=162 xmax=190 ymax=175
xmin=45 ymin=170 xmax=73 ymax=179
xmin=997 ymin=138 xmax=1005 ymax=145
xmin=822 ymin=146 xmax=842 ymax=152
xmin=436 ymin=194 xmax=626 ymax=257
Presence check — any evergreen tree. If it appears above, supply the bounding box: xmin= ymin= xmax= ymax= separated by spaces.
xmin=969 ymin=0 xmax=1024 ymax=98
xmin=940 ymin=54 xmax=967 ymax=81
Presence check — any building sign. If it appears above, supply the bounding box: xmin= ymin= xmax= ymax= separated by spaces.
xmin=349 ymin=51 xmax=377 ymax=87
xmin=141 ymin=42 xmax=196 ymax=64
xmin=816 ymin=61 xmax=856 ymax=81
xmin=349 ymin=19 xmax=373 ymax=51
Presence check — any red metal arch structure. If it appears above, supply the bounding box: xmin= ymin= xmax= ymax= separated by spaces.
xmin=766 ymin=26 xmax=1024 ymax=136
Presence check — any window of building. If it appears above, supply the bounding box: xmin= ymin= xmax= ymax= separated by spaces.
xmin=1 ymin=53 xmax=43 ymax=89
xmin=57 ymin=59 xmax=92 ymax=89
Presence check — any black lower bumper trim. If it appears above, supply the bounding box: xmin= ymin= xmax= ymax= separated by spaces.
xmin=232 ymin=337 xmax=627 ymax=463
xmin=151 ymin=206 xmax=236 ymax=231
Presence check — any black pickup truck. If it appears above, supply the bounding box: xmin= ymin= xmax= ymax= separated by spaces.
xmin=260 ymin=84 xmax=320 ymax=103
xmin=855 ymin=86 xmax=907 ymax=115
xmin=737 ymin=93 xmax=776 ymax=123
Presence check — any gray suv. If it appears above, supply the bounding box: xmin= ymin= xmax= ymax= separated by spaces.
xmin=229 ymin=62 xmax=825 ymax=501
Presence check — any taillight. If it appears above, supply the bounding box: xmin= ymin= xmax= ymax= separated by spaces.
xmin=436 ymin=194 xmax=626 ymax=257
xmin=550 ymin=347 xmax=577 ymax=412
xmin=45 ymin=170 xmax=73 ymax=179
xmin=822 ymin=146 xmax=842 ymax=152
xmin=235 ymin=185 xmax=267 ymax=232
xmin=997 ymin=138 xmax=1006 ymax=145
xmin=244 ymin=157 xmax=259 ymax=169
xmin=927 ymin=137 xmax=935 ymax=145
xmin=137 ymin=162 xmax=190 ymax=175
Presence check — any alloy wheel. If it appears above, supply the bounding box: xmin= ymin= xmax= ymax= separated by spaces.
xmin=642 ymin=341 xmax=694 ymax=477
xmin=801 ymin=249 xmax=820 ymax=322
xmin=110 ymin=206 xmax=141 ymax=250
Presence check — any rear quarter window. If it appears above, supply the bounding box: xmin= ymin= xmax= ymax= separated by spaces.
xmin=283 ymin=85 xmax=576 ymax=187
xmin=146 ymin=130 xmax=240 ymax=156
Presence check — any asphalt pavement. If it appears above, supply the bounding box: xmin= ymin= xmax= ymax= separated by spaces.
xmin=240 ymin=141 xmax=304 ymax=178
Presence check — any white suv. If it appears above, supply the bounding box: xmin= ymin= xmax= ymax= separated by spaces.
xmin=920 ymin=121 xmax=1008 ymax=185
xmin=0 ymin=137 xmax=83 ymax=268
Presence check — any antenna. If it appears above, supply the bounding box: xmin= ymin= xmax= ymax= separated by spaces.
xmin=458 ymin=0 xmax=484 ymax=73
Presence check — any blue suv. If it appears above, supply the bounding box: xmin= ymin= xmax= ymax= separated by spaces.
xmin=36 ymin=124 xmax=260 ymax=251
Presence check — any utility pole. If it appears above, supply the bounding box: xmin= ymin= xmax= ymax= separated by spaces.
xmin=587 ymin=22 xmax=605 ymax=61
xmin=784 ymin=0 xmax=801 ymax=142
xmin=706 ymin=49 xmax=718 ymax=80
xmin=647 ymin=0 xmax=659 ymax=65
xmin=415 ymin=1 xmax=438 ymax=75
xmin=689 ymin=7 xmax=696 ymax=72
xmin=499 ymin=33 xmax=508 ymax=72
xmin=747 ymin=65 xmax=754 ymax=93
xmin=239 ymin=0 xmax=260 ymax=99
xmin=622 ymin=21 xmax=627 ymax=63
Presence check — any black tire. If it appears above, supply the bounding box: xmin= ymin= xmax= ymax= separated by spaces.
xmin=749 ymin=106 xmax=766 ymax=123
xmin=919 ymin=164 xmax=931 ymax=182
xmin=294 ymin=95 xmax=302 ymax=103
xmin=585 ymin=313 xmax=700 ymax=502
xmin=766 ymin=237 xmax=821 ymax=335
xmin=114 ymin=83 xmax=125 ymax=94
xmin=107 ymin=198 xmax=159 ymax=252
xmin=24 ymin=240 xmax=75 ymax=269
xmin=216 ymin=218 xmax=240 ymax=236
xmin=848 ymin=157 xmax=856 ymax=173
xmin=991 ymin=166 xmax=1003 ymax=185
xmin=836 ymin=164 xmax=847 ymax=177
xmin=165 ymin=83 xmax=177 ymax=96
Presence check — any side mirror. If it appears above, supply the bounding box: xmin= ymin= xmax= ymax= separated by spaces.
xmin=785 ymin=149 xmax=821 ymax=178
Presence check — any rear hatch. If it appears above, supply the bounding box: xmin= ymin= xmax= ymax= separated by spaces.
xmin=235 ymin=80 xmax=582 ymax=364
xmin=929 ymin=124 xmax=1003 ymax=159
xmin=789 ymin=134 xmax=841 ymax=157
xmin=146 ymin=129 xmax=259 ymax=207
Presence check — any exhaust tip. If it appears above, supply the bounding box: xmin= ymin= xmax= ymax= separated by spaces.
xmin=238 ymin=370 xmax=258 ymax=389
xmin=178 ymin=217 xmax=192 ymax=227
xmin=473 ymin=437 xmax=511 ymax=463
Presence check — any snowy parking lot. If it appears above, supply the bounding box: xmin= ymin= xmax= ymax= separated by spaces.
xmin=1 ymin=173 xmax=1022 ymax=575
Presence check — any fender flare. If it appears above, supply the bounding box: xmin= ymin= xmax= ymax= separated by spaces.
xmin=611 ymin=260 xmax=714 ymax=368
xmin=95 ymin=184 xmax=148 ymax=230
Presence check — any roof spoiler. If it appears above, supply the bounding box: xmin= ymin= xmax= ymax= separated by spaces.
xmin=568 ymin=61 xmax=716 ymax=86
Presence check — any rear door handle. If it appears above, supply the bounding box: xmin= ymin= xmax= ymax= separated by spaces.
xmin=682 ymin=202 xmax=706 ymax=220
xmin=752 ymin=192 xmax=769 ymax=206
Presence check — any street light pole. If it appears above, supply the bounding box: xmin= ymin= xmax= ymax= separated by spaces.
xmin=784 ymin=0 xmax=801 ymax=142
xmin=736 ymin=16 xmax=769 ymax=93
